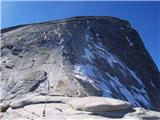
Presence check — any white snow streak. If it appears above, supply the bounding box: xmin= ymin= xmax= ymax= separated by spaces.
xmin=119 ymin=68 xmax=127 ymax=77
xmin=93 ymin=42 xmax=118 ymax=68
xmin=129 ymin=69 xmax=144 ymax=86
xmin=82 ymin=48 xmax=95 ymax=62
xmin=75 ymin=24 xmax=151 ymax=108
xmin=99 ymin=80 xmax=112 ymax=97
xmin=126 ymin=36 xmax=133 ymax=46
xmin=73 ymin=63 xmax=113 ymax=97
xmin=74 ymin=63 xmax=96 ymax=78
xmin=105 ymin=72 xmax=151 ymax=108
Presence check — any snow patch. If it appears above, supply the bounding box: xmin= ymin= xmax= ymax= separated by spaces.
xmin=74 ymin=63 xmax=96 ymax=78
xmin=120 ymin=27 xmax=125 ymax=30
xmin=73 ymin=63 xmax=100 ymax=90
xmin=75 ymin=74 xmax=87 ymax=81
xmin=54 ymin=24 xmax=61 ymax=38
xmin=151 ymin=82 xmax=156 ymax=87
xmin=119 ymin=68 xmax=127 ymax=77
xmin=86 ymin=20 xmax=91 ymax=30
xmin=43 ymin=32 xmax=47 ymax=40
xmin=107 ymin=54 xmax=118 ymax=67
xmin=131 ymin=86 xmax=151 ymax=108
xmin=75 ymin=74 xmax=94 ymax=84
xmin=93 ymin=42 xmax=119 ymax=68
xmin=76 ymin=28 xmax=151 ymax=108
xmin=95 ymin=33 xmax=101 ymax=41
xmin=85 ymin=33 xmax=90 ymax=42
xmin=105 ymin=72 xmax=151 ymax=108
xmin=74 ymin=63 xmax=113 ymax=98
xmin=99 ymin=80 xmax=112 ymax=97
xmin=126 ymin=36 xmax=133 ymax=46
xmin=82 ymin=48 xmax=95 ymax=62
xmin=85 ymin=20 xmax=93 ymax=42
xmin=96 ymin=33 xmax=100 ymax=37
xmin=128 ymin=69 xmax=144 ymax=86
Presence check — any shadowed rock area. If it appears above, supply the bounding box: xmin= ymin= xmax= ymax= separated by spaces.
xmin=1 ymin=16 xmax=160 ymax=119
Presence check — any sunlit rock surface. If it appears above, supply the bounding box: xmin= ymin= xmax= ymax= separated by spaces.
xmin=1 ymin=95 xmax=160 ymax=120
xmin=1 ymin=16 xmax=160 ymax=119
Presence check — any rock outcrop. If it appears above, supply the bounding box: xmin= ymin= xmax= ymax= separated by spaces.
xmin=1 ymin=16 xmax=160 ymax=119
xmin=1 ymin=95 xmax=160 ymax=120
xmin=67 ymin=96 xmax=131 ymax=112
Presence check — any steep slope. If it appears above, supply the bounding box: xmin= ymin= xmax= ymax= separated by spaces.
xmin=1 ymin=16 xmax=160 ymax=111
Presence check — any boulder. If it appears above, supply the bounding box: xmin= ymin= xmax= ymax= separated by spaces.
xmin=10 ymin=95 xmax=69 ymax=109
xmin=123 ymin=108 xmax=160 ymax=120
xmin=67 ymin=96 xmax=132 ymax=113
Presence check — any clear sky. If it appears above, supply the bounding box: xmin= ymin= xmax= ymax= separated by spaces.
xmin=1 ymin=1 xmax=160 ymax=70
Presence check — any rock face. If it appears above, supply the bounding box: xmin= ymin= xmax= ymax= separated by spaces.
xmin=1 ymin=16 xmax=160 ymax=115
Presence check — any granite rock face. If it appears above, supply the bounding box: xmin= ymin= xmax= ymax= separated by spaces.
xmin=1 ymin=16 xmax=160 ymax=114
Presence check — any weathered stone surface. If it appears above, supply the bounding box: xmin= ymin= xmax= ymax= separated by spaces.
xmin=1 ymin=95 xmax=160 ymax=120
xmin=3 ymin=59 xmax=14 ymax=69
xmin=123 ymin=108 xmax=160 ymax=120
xmin=10 ymin=70 xmax=47 ymax=94
xmin=67 ymin=96 xmax=132 ymax=112
xmin=1 ymin=103 xmax=105 ymax=120
xmin=1 ymin=16 xmax=160 ymax=119
xmin=10 ymin=95 xmax=69 ymax=109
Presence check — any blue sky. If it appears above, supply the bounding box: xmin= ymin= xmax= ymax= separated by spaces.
xmin=1 ymin=1 xmax=160 ymax=70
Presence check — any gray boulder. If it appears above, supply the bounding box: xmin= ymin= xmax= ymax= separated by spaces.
xmin=67 ymin=96 xmax=132 ymax=112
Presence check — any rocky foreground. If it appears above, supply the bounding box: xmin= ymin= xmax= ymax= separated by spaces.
xmin=1 ymin=94 xmax=160 ymax=120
